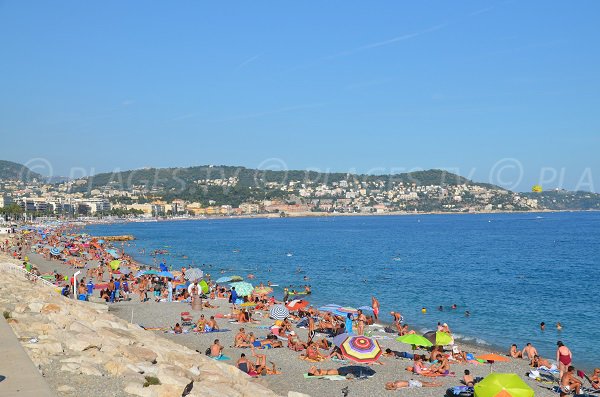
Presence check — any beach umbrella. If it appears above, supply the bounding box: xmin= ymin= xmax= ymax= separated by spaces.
xmin=395 ymin=334 xmax=433 ymax=350
xmin=474 ymin=373 xmax=534 ymax=397
xmin=318 ymin=304 xmax=341 ymax=313
xmin=184 ymin=268 xmax=204 ymax=280
xmin=269 ymin=304 xmax=290 ymax=320
xmin=229 ymin=281 xmax=254 ymax=297
xmin=216 ymin=276 xmax=232 ymax=283
xmin=135 ymin=270 xmax=146 ymax=278
xmin=476 ymin=353 xmax=510 ymax=373
xmin=423 ymin=330 xmax=453 ymax=346
xmin=253 ymin=286 xmax=273 ymax=295
xmin=145 ymin=270 xmax=159 ymax=275
xmin=107 ymin=249 xmax=120 ymax=259
xmin=175 ymin=284 xmax=189 ymax=290
xmin=286 ymin=299 xmax=309 ymax=311
xmin=157 ymin=271 xmax=174 ymax=278
xmin=336 ymin=306 xmax=359 ymax=316
xmin=199 ymin=279 xmax=209 ymax=294
xmin=50 ymin=247 xmax=61 ymax=256
xmin=338 ymin=335 xmax=382 ymax=364
xmin=109 ymin=260 xmax=121 ymax=270
xmin=358 ymin=306 xmax=374 ymax=312
xmin=333 ymin=332 xmax=352 ymax=348
xmin=230 ymin=275 xmax=243 ymax=282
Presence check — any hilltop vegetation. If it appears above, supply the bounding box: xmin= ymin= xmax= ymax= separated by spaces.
xmin=0 ymin=160 xmax=42 ymax=182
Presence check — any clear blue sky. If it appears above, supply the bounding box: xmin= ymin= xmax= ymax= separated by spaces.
xmin=1 ymin=1 xmax=599 ymax=192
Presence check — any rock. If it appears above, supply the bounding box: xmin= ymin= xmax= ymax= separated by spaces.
xmin=40 ymin=303 xmax=61 ymax=314
xmin=26 ymin=340 xmax=63 ymax=355
xmin=80 ymin=365 xmax=103 ymax=376
xmin=28 ymin=301 xmax=45 ymax=312
xmin=124 ymin=383 xmax=152 ymax=397
xmin=105 ymin=361 xmax=136 ymax=377
xmin=64 ymin=337 xmax=100 ymax=352
xmin=152 ymin=384 xmax=185 ymax=397
xmin=121 ymin=346 xmax=157 ymax=363
xmin=60 ymin=362 xmax=81 ymax=373
xmin=69 ymin=320 xmax=93 ymax=334
xmin=57 ymin=385 xmax=75 ymax=392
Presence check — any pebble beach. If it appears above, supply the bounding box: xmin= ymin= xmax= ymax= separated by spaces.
xmin=0 ymin=227 xmax=569 ymax=397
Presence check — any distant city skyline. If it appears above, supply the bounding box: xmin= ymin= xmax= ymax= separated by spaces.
xmin=1 ymin=1 xmax=598 ymax=192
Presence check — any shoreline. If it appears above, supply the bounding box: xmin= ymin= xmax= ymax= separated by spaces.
xmin=0 ymin=223 xmax=591 ymax=396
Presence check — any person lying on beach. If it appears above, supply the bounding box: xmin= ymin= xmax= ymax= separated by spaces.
xmin=530 ymin=355 xmax=552 ymax=368
xmin=451 ymin=345 xmax=467 ymax=363
xmin=307 ymin=366 xmax=342 ymax=377
xmin=399 ymin=324 xmax=416 ymax=336
xmin=385 ymin=379 xmax=442 ymax=390
xmin=510 ymin=344 xmax=523 ymax=358
xmin=316 ymin=338 xmax=331 ymax=350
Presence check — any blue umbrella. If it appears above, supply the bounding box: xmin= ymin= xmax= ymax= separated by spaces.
xmin=50 ymin=247 xmax=61 ymax=256
xmin=358 ymin=306 xmax=374 ymax=312
xmin=216 ymin=276 xmax=233 ymax=283
xmin=107 ymin=249 xmax=120 ymax=259
xmin=175 ymin=283 xmax=190 ymax=290
xmin=157 ymin=271 xmax=174 ymax=279
xmin=318 ymin=304 xmax=341 ymax=313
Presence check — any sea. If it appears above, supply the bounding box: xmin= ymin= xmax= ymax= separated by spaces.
xmin=85 ymin=211 xmax=600 ymax=370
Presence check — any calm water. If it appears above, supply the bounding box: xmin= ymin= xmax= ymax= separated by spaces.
xmin=86 ymin=212 xmax=600 ymax=369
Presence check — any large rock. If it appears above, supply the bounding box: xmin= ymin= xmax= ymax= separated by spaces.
xmin=40 ymin=303 xmax=61 ymax=314
xmin=105 ymin=361 xmax=137 ymax=377
xmin=121 ymin=346 xmax=157 ymax=363
xmin=80 ymin=365 xmax=103 ymax=376
xmin=69 ymin=320 xmax=94 ymax=334
xmin=25 ymin=340 xmax=63 ymax=355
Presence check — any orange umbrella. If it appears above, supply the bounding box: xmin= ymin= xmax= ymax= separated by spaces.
xmin=476 ymin=353 xmax=510 ymax=373
xmin=477 ymin=353 xmax=510 ymax=362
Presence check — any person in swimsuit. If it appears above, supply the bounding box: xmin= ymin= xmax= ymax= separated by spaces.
xmin=372 ymin=296 xmax=380 ymax=321
xmin=510 ymin=344 xmax=523 ymax=358
xmin=357 ymin=309 xmax=366 ymax=335
xmin=385 ymin=379 xmax=442 ymax=390
xmin=560 ymin=366 xmax=581 ymax=397
xmin=523 ymin=343 xmax=538 ymax=361
xmin=591 ymin=368 xmax=600 ymax=390
xmin=556 ymin=341 xmax=572 ymax=379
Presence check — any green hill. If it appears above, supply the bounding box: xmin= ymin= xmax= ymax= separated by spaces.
xmin=0 ymin=160 xmax=43 ymax=182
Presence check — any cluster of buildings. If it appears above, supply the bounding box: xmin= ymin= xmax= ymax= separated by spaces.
xmin=0 ymin=174 xmax=541 ymax=219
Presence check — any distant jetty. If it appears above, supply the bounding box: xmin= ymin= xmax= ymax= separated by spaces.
xmin=96 ymin=235 xmax=135 ymax=241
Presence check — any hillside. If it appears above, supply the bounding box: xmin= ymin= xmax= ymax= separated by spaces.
xmin=0 ymin=160 xmax=43 ymax=182
xmin=523 ymin=191 xmax=600 ymax=210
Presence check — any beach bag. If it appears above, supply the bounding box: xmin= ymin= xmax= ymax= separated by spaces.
xmin=205 ymin=347 xmax=211 ymax=356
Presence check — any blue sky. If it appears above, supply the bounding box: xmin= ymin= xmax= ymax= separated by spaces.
xmin=0 ymin=1 xmax=599 ymax=192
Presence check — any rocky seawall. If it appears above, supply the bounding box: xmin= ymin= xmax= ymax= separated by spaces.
xmin=0 ymin=262 xmax=287 ymax=397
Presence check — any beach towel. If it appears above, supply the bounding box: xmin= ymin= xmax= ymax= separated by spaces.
xmin=303 ymin=373 xmax=347 ymax=381
xmin=212 ymin=355 xmax=231 ymax=361
xmin=331 ymin=357 xmax=349 ymax=363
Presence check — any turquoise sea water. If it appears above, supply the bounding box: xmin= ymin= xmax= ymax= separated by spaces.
xmin=86 ymin=212 xmax=600 ymax=369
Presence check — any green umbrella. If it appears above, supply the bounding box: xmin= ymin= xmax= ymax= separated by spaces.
xmin=199 ymin=279 xmax=209 ymax=294
xmin=423 ymin=330 xmax=453 ymax=346
xmin=395 ymin=334 xmax=434 ymax=347
xmin=474 ymin=373 xmax=534 ymax=397
xmin=109 ymin=260 xmax=121 ymax=270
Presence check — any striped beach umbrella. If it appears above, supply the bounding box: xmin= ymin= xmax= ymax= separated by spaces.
xmin=269 ymin=304 xmax=290 ymax=320
xmin=184 ymin=268 xmax=204 ymax=280
xmin=216 ymin=276 xmax=232 ymax=283
xmin=338 ymin=335 xmax=382 ymax=364
xmin=50 ymin=247 xmax=61 ymax=256
xmin=336 ymin=306 xmax=359 ymax=315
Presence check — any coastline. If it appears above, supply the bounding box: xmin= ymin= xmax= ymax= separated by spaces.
xmin=1 ymin=221 xmax=592 ymax=396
